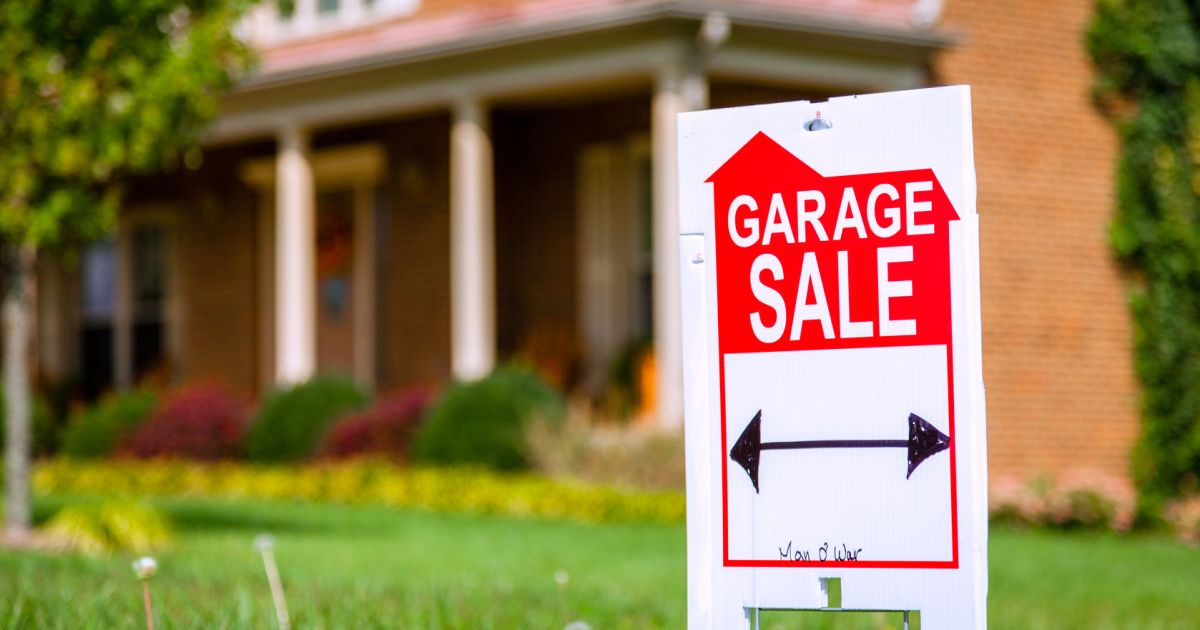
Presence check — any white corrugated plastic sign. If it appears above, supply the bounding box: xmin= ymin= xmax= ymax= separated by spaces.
xmin=677 ymin=86 xmax=987 ymax=629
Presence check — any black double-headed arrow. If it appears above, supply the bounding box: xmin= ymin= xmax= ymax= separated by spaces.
xmin=729 ymin=410 xmax=951 ymax=492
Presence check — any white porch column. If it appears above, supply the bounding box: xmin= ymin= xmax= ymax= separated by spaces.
xmin=450 ymin=98 xmax=496 ymax=381
xmin=652 ymin=57 xmax=708 ymax=429
xmin=275 ymin=124 xmax=317 ymax=384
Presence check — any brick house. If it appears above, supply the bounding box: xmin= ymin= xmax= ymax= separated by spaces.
xmin=33 ymin=0 xmax=1136 ymax=482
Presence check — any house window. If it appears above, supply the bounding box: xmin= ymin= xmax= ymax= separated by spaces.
xmin=131 ymin=226 xmax=168 ymax=384
xmin=576 ymin=138 xmax=653 ymax=397
xmin=80 ymin=240 xmax=116 ymax=399
xmin=78 ymin=222 xmax=174 ymax=398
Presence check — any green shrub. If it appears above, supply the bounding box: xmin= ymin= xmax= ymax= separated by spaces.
xmin=60 ymin=390 xmax=158 ymax=459
xmin=0 ymin=382 xmax=58 ymax=456
xmin=413 ymin=365 xmax=565 ymax=471
xmin=244 ymin=375 xmax=370 ymax=462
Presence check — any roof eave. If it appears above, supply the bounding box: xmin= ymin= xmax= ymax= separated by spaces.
xmin=236 ymin=1 xmax=958 ymax=94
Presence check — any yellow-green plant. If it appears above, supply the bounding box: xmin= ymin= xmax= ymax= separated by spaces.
xmin=45 ymin=501 xmax=172 ymax=554
xmin=35 ymin=459 xmax=685 ymax=525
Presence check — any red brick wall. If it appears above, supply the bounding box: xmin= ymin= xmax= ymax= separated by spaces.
xmin=376 ymin=115 xmax=455 ymax=391
xmin=158 ymin=145 xmax=268 ymax=400
xmin=935 ymin=0 xmax=1138 ymax=479
xmin=178 ymin=203 xmax=259 ymax=398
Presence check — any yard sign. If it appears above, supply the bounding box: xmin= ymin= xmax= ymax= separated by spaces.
xmin=678 ymin=86 xmax=986 ymax=628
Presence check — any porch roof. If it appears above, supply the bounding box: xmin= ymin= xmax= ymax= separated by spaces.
xmin=207 ymin=0 xmax=955 ymax=146
xmin=249 ymin=0 xmax=955 ymax=90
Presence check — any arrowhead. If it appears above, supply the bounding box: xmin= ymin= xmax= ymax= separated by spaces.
xmin=730 ymin=410 xmax=763 ymax=492
xmin=907 ymin=413 xmax=950 ymax=478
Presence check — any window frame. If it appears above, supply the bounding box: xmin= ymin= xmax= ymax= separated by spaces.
xmin=112 ymin=205 xmax=182 ymax=391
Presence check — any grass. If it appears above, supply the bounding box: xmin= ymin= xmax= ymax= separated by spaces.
xmin=989 ymin=525 xmax=1200 ymax=629
xmin=5 ymin=496 xmax=684 ymax=629
xmin=0 ymin=497 xmax=1198 ymax=629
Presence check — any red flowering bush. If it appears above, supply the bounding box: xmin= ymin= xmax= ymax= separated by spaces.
xmin=318 ymin=389 xmax=431 ymax=461
xmin=990 ymin=470 xmax=1136 ymax=533
xmin=121 ymin=386 xmax=249 ymax=460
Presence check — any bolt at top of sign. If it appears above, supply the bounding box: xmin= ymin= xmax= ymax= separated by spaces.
xmin=729 ymin=409 xmax=951 ymax=492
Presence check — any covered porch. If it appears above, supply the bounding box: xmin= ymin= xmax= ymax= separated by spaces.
xmin=37 ymin=7 xmax=946 ymax=427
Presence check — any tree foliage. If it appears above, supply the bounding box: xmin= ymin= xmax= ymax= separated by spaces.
xmin=1088 ymin=0 xmax=1200 ymax=503
xmin=0 ymin=0 xmax=254 ymax=246
xmin=0 ymin=0 xmax=255 ymax=531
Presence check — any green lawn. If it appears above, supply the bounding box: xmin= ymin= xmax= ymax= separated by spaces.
xmin=1 ymin=496 xmax=1197 ymax=629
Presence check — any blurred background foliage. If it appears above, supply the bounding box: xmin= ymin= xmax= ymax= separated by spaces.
xmin=317 ymin=389 xmax=431 ymax=462
xmin=1089 ymin=0 xmax=1200 ymax=511
xmin=0 ymin=0 xmax=258 ymax=534
xmin=44 ymin=500 xmax=171 ymax=554
xmin=244 ymin=375 xmax=370 ymax=462
xmin=121 ymin=385 xmax=250 ymax=460
xmin=412 ymin=365 xmax=566 ymax=471
xmin=33 ymin=458 xmax=686 ymax=525
xmin=60 ymin=389 xmax=158 ymax=459
xmin=0 ymin=381 xmax=56 ymax=456
xmin=0 ymin=0 xmax=256 ymax=245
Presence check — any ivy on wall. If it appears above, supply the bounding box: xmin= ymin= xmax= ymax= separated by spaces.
xmin=1088 ymin=0 xmax=1200 ymax=504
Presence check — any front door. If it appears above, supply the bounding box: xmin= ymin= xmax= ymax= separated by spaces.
xmin=316 ymin=189 xmax=356 ymax=376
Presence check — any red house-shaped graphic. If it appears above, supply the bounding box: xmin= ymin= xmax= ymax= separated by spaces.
xmin=708 ymin=131 xmax=963 ymax=568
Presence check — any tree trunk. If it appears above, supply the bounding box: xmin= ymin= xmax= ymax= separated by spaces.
xmin=3 ymin=244 xmax=34 ymax=536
